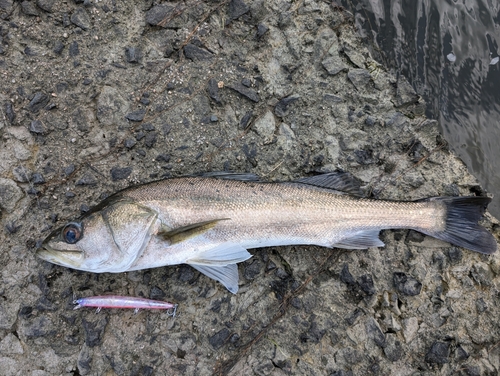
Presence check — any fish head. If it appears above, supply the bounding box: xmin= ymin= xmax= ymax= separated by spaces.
xmin=37 ymin=198 xmax=159 ymax=273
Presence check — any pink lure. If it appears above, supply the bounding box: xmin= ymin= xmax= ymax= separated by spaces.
xmin=73 ymin=295 xmax=178 ymax=316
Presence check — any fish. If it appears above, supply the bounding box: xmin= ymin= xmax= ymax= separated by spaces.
xmin=73 ymin=295 xmax=178 ymax=315
xmin=37 ymin=172 xmax=497 ymax=293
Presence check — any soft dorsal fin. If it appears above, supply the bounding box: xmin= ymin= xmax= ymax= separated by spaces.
xmin=295 ymin=172 xmax=364 ymax=196
xmin=157 ymin=219 xmax=229 ymax=244
xmin=193 ymin=171 xmax=260 ymax=181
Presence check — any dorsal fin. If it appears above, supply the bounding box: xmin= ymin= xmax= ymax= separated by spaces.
xmin=193 ymin=171 xmax=260 ymax=181
xmin=295 ymin=172 xmax=364 ymax=196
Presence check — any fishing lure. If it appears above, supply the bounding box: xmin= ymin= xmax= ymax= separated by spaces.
xmin=73 ymin=295 xmax=178 ymax=316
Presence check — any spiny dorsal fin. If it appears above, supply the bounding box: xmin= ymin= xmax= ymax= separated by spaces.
xmin=157 ymin=219 xmax=229 ymax=244
xmin=295 ymin=172 xmax=364 ymax=196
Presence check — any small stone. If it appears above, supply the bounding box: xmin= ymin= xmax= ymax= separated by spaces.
xmin=110 ymin=166 xmax=132 ymax=181
xmin=64 ymin=164 xmax=75 ymax=175
xmin=275 ymin=268 xmax=289 ymax=279
xmin=425 ymin=341 xmax=450 ymax=364
xmin=149 ymin=286 xmax=166 ymax=300
xmin=184 ymin=44 xmax=213 ymax=61
xmin=69 ymin=41 xmax=79 ymax=57
xmin=5 ymin=102 xmax=15 ymax=123
xmin=31 ymin=173 xmax=45 ymax=184
xmin=124 ymin=138 xmax=136 ymax=149
xmin=340 ymin=264 xmax=356 ymax=285
xmin=358 ymin=274 xmax=376 ymax=295
xmin=53 ymin=40 xmax=64 ymax=55
xmin=0 ymin=333 xmax=24 ymax=354
xmin=12 ymin=166 xmax=31 ymax=182
xmin=345 ymin=308 xmax=362 ymax=326
xmin=228 ymin=83 xmax=259 ymax=102
xmin=0 ymin=179 xmax=23 ymax=213
xmin=135 ymin=131 xmax=145 ymax=141
xmin=82 ymin=316 xmax=108 ymax=347
xmin=402 ymin=317 xmax=418 ymax=343
xmin=365 ymin=317 xmax=385 ymax=347
xmin=256 ymin=23 xmax=268 ymax=38
xmin=228 ymin=0 xmax=249 ymax=21
xmin=36 ymin=0 xmax=55 ymax=12
xmin=395 ymin=76 xmax=418 ymax=107
xmin=393 ymin=272 xmax=422 ymax=296
xmin=209 ymin=328 xmax=230 ymax=350
xmin=253 ymin=110 xmax=275 ymax=138
xmin=28 ymin=92 xmax=49 ymax=112
xmin=83 ymin=78 xmax=92 ymax=85
xmin=208 ymin=78 xmax=221 ymax=103
xmin=471 ymin=262 xmax=493 ymax=286
xmin=21 ymin=1 xmax=39 ymax=16
xmin=475 ymin=298 xmax=487 ymax=313
xmin=447 ymin=247 xmax=462 ymax=264
xmin=145 ymin=4 xmax=174 ymax=26
xmin=71 ymin=8 xmax=91 ymax=30
xmin=383 ymin=333 xmax=403 ymax=362
xmin=126 ymin=109 xmax=146 ymax=122
xmin=210 ymin=115 xmax=218 ymax=122
xmin=155 ymin=154 xmax=170 ymax=163
xmin=142 ymin=123 xmax=154 ymax=131
xmin=29 ymin=120 xmax=46 ymax=134
xmin=125 ymin=47 xmax=141 ymax=63
xmin=243 ymin=259 xmax=261 ymax=280
xmin=323 ymin=93 xmax=342 ymax=103
xmin=65 ymin=192 xmax=75 ymax=198
xmin=348 ymin=69 xmax=372 ymax=90
xmin=144 ymin=132 xmax=157 ymax=148
xmin=241 ymin=78 xmax=251 ymax=87
xmin=275 ymin=95 xmax=300 ymax=117
xmin=405 ymin=230 xmax=425 ymax=243
xmin=240 ymin=111 xmax=252 ymax=128
xmin=322 ymin=54 xmax=346 ymax=76
xmin=76 ymin=174 xmax=96 ymax=186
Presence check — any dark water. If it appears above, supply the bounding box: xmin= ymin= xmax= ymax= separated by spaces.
xmin=341 ymin=0 xmax=500 ymax=218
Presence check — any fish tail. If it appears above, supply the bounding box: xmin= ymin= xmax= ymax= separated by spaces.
xmin=420 ymin=197 xmax=497 ymax=254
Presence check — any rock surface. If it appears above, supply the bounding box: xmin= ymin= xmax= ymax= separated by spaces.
xmin=0 ymin=1 xmax=499 ymax=375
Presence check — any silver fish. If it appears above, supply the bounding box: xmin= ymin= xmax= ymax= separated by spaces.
xmin=37 ymin=172 xmax=497 ymax=293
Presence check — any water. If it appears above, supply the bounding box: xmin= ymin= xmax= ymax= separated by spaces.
xmin=341 ymin=0 xmax=500 ymax=218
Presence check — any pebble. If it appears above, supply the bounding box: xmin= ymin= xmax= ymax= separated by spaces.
xmin=31 ymin=173 xmax=45 ymax=184
xmin=340 ymin=264 xmax=356 ymax=285
xmin=347 ymin=69 xmax=372 ymax=90
xmin=228 ymin=83 xmax=260 ymax=103
xmin=126 ymin=109 xmax=146 ymax=122
xmin=144 ymin=132 xmax=157 ymax=148
xmin=76 ymin=174 xmax=97 ymax=186
xmin=274 ymin=95 xmax=300 ymax=117
xmin=0 ymin=178 xmax=24 ymax=213
xmin=142 ymin=123 xmax=155 ymax=131
xmin=21 ymin=1 xmax=39 ymax=16
xmin=425 ymin=341 xmax=450 ymax=364
xmin=395 ymin=76 xmax=418 ymax=107
xmin=71 ymin=8 xmax=91 ymax=30
xmin=256 ymin=23 xmax=268 ymax=38
xmin=0 ymin=333 xmax=24 ymax=354
xmin=5 ymin=102 xmax=15 ymax=123
xmin=110 ymin=166 xmax=132 ymax=181
xmin=149 ymin=286 xmax=166 ymax=300
xmin=82 ymin=316 xmax=108 ymax=347
xmin=69 ymin=41 xmax=79 ymax=57
xmin=358 ymin=274 xmax=376 ymax=295
xmin=402 ymin=317 xmax=418 ymax=343
xmin=253 ymin=110 xmax=275 ymax=138
xmin=145 ymin=4 xmax=174 ymax=26
xmin=64 ymin=164 xmax=75 ymax=175
xmin=125 ymin=47 xmax=141 ymax=63
xmin=228 ymin=0 xmax=249 ymax=21
xmin=209 ymin=328 xmax=230 ymax=350
xmin=184 ymin=44 xmax=214 ymax=61
xmin=208 ymin=78 xmax=221 ymax=103
xmin=124 ymin=138 xmax=137 ymax=148
xmin=37 ymin=0 xmax=55 ymax=13
xmin=365 ymin=317 xmax=385 ymax=347
xmin=28 ymin=92 xmax=49 ymax=112
xmin=383 ymin=333 xmax=403 ymax=362
xmin=393 ymin=272 xmax=422 ymax=296
xmin=240 ymin=111 xmax=253 ymax=128
xmin=155 ymin=153 xmax=170 ymax=163
xmin=243 ymin=259 xmax=261 ymax=280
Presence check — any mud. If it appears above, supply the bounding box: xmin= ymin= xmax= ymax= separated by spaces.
xmin=0 ymin=1 xmax=499 ymax=375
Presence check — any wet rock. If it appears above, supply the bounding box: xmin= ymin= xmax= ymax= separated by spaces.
xmin=209 ymin=328 xmax=230 ymax=350
xmin=28 ymin=92 xmax=49 ymax=112
xmin=125 ymin=47 xmax=141 ymax=63
xmin=365 ymin=317 xmax=385 ymax=347
xmin=207 ymin=79 xmax=221 ymax=103
xmin=383 ymin=333 xmax=403 ymax=362
xmin=275 ymin=95 xmax=300 ymax=117
xmin=228 ymin=0 xmax=249 ymax=21
xmin=71 ymin=8 xmax=91 ymax=30
xmin=184 ymin=44 xmax=213 ymax=61
xmin=358 ymin=274 xmax=376 ymax=295
xmin=253 ymin=110 xmax=275 ymax=138
xmin=5 ymin=102 xmax=15 ymax=124
xmin=228 ymin=83 xmax=259 ymax=102
xmin=348 ymin=69 xmax=372 ymax=90
xmin=82 ymin=316 xmax=108 ymax=347
xmin=29 ymin=120 xmax=46 ymax=134
xmin=126 ymin=109 xmax=146 ymax=122
xmin=0 ymin=178 xmax=23 ymax=213
xmin=110 ymin=166 xmax=132 ymax=181
xmin=393 ymin=272 xmax=422 ymax=296
xmin=21 ymin=1 xmax=39 ymax=16
xmin=425 ymin=341 xmax=450 ymax=364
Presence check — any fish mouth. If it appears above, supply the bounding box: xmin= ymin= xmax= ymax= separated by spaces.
xmin=36 ymin=244 xmax=83 ymax=268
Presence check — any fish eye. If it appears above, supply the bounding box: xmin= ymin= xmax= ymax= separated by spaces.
xmin=62 ymin=222 xmax=83 ymax=244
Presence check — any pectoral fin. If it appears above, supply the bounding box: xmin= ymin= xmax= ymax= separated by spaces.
xmin=333 ymin=230 xmax=385 ymax=249
xmin=190 ymin=264 xmax=240 ymax=294
xmin=157 ymin=219 xmax=230 ymax=244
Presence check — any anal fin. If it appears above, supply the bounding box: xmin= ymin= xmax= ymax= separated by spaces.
xmin=186 ymin=244 xmax=252 ymax=265
xmin=190 ymin=264 xmax=240 ymax=294
xmin=333 ymin=230 xmax=384 ymax=249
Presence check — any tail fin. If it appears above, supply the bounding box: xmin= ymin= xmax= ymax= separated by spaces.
xmin=421 ymin=197 xmax=497 ymax=254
